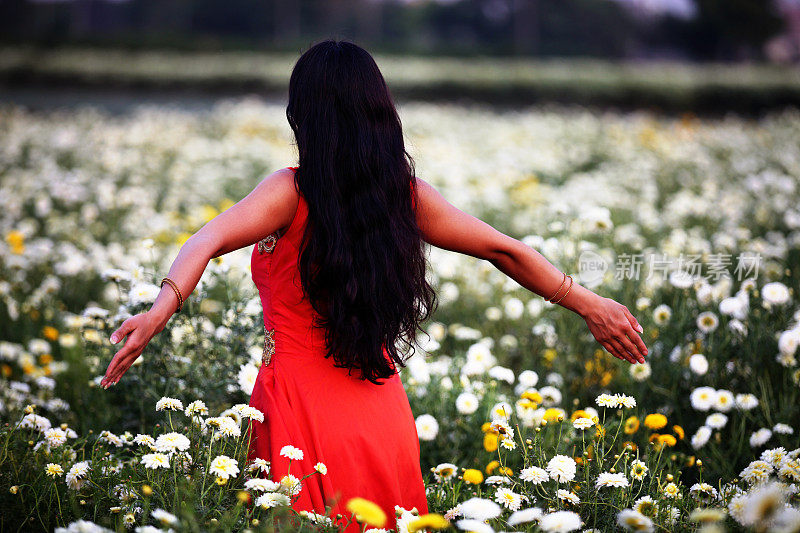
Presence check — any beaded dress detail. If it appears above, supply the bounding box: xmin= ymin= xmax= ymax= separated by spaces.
xmin=256 ymin=231 xmax=279 ymax=366
xmin=246 ymin=166 xmax=429 ymax=532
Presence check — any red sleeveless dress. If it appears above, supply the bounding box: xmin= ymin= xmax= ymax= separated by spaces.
xmin=246 ymin=166 xmax=429 ymax=531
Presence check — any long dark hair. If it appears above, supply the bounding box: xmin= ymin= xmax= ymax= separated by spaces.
xmin=286 ymin=39 xmax=437 ymax=385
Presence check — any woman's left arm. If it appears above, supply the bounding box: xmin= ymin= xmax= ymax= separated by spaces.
xmin=413 ymin=177 xmax=647 ymax=365
xmin=100 ymin=168 xmax=298 ymax=388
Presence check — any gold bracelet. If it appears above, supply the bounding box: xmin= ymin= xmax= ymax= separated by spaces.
xmin=551 ymin=275 xmax=574 ymax=305
xmin=160 ymin=277 xmax=184 ymax=312
xmin=546 ymin=272 xmax=567 ymax=302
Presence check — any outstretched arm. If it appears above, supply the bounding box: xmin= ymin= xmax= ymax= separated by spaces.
xmin=413 ymin=177 xmax=647 ymax=365
xmin=100 ymin=168 xmax=299 ymax=388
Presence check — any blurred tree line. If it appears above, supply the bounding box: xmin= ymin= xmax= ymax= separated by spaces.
xmin=0 ymin=0 xmax=786 ymax=61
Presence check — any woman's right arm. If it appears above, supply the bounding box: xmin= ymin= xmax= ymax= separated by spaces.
xmin=413 ymin=177 xmax=647 ymax=365
xmin=100 ymin=168 xmax=299 ymax=388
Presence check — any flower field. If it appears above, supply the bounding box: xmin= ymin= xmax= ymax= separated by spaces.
xmin=1 ymin=97 xmax=799 ymax=532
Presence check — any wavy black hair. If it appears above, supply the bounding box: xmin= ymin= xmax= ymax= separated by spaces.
xmin=286 ymin=39 xmax=438 ymax=385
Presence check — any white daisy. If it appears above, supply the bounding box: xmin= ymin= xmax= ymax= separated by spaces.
xmin=669 ymin=270 xmax=694 ymax=289
xmin=557 ymin=489 xmax=580 ymax=505
xmin=494 ymin=487 xmax=525 ymax=511
xmin=617 ymin=394 xmax=637 ymax=408
xmin=507 ymin=507 xmax=543 ymax=526
xmin=151 ymin=508 xmax=178 ymax=526
xmin=65 ymin=460 xmax=91 ymax=490
xmin=209 ymin=455 xmax=240 ymax=479
xmin=279 ymin=445 xmax=304 ymax=461
xmin=184 ymin=399 xmax=209 ymax=417
xmin=762 ymin=282 xmax=790 ymax=306
xmin=454 ymin=519 xmax=494 ymax=533
xmin=705 ymin=413 xmax=728 ymax=429
xmin=736 ymin=393 xmax=759 ymax=410
xmin=595 ymin=393 xmax=617 ymax=408
xmin=662 ymin=482 xmax=681 ymax=499
xmin=689 ymin=483 xmax=719 ymax=503
xmin=539 ymin=510 xmax=582 ymax=532
xmin=547 ymin=455 xmax=577 ymax=483
xmin=689 ymin=354 xmax=708 ymax=375
xmin=255 ymin=492 xmax=292 ymax=508
xmin=653 ymin=304 xmax=672 ymax=325
xmin=98 ymin=430 xmax=124 ymax=447
xmin=248 ymin=458 xmax=270 ymax=475
xmin=279 ymin=474 xmax=302 ymax=496
xmin=760 ymin=447 xmax=787 ymax=467
xmin=629 ymin=362 xmax=651 ymax=382
xmin=740 ymin=460 xmax=773 ymax=485
xmin=490 ymin=401 xmax=514 ymax=419
xmin=240 ymin=406 xmax=264 ymax=422
xmin=713 ymin=389 xmax=735 ymax=412
xmin=133 ymin=434 xmax=156 ymax=449
xmin=690 ymin=387 xmax=716 ymax=411
xmin=237 ymin=364 xmax=259 ymax=395
xmin=244 ymin=478 xmax=280 ymax=492
xmin=633 ymin=496 xmax=658 ymax=517
xmin=519 ymin=466 xmax=549 ymax=484
xmin=415 ymin=414 xmax=439 ymax=441
xmin=616 ymin=394 xmax=636 ymax=409
xmin=750 ymin=428 xmax=772 ymax=448
xmin=455 ymin=392 xmax=479 ymax=414
xmin=44 ymin=428 xmax=67 ymax=448
xmin=696 ymin=312 xmax=719 ymax=333
xmin=154 ymin=432 xmax=190 ymax=453
xmin=45 ymin=463 xmax=64 ymax=478
xmin=691 ymin=426 xmax=712 ymax=449
xmin=141 ymin=453 xmax=170 ymax=470
xmin=629 ymin=460 xmax=648 ymax=481
xmin=484 ymin=475 xmax=513 ymax=485
xmin=616 ymin=509 xmax=654 ymax=532
xmin=19 ymin=413 xmax=52 ymax=432
xmin=458 ymin=497 xmax=502 ymax=521
xmin=155 ymin=397 xmax=184 ymax=412
xmin=596 ymin=472 xmax=629 ymax=488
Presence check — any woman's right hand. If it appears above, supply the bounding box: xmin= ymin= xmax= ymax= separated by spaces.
xmin=580 ymin=295 xmax=648 ymax=364
xmin=100 ymin=311 xmax=165 ymax=388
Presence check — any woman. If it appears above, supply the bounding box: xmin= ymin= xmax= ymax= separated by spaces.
xmin=100 ymin=40 xmax=647 ymax=531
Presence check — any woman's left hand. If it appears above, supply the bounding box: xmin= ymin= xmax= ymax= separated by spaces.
xmin=100 ymin=312 xmax=163 ymax=388
xmin=581 ymin=295 xmax=648 ymax=364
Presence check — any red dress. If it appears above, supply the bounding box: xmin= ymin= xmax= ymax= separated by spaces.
xmin=247 ymin=166 xmax=429 ymax=531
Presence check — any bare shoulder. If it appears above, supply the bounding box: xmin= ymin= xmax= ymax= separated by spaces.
xmin=253 ymin=167 xmax=300 ymax=230
xmin=257 ymin=167 xmax=300 ymax=195
xmin=196 ymin=167 xmax=300 ymax=257
xmin=412 ymin=176 xmax=515 ymax=263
